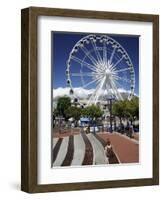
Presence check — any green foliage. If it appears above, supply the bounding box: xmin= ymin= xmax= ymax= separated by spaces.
xmin=53 ymin=108 xmax=58 ymax=118
xmin=112 ymin=100 xmax=127 ymax=119
xmin=125 ymin=96 xmax=139 ymax=120
xmin=56 ymin=96 xmax=71 ymax=120
xmin=82 ymin=104 xmax=103 ymax=120
xmin=66 ymin=106 xmax=82 ymax=121
xmin=130 ymin=96 xmax=139 ymax=118
xmin=112 ymin=96 xmax=139 ymax=121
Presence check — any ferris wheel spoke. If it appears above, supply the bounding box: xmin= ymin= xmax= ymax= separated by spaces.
xmin=110 ymin=79 xmax=123 ymax=100
xmin=71 ymin=72 xmax=95 ymax=77
xmin=87 ymin=76 xmax=104 ymax=104
xmin=105 ymin=83 xmax=114 ymax=98
xmin=114 ymin=67 xmax=131 ymax=73
xmin=82 ymin=77 xmax=101 ymax=89
xmin=105 ymin=82 xmax=116 ymax=100
xmin=109 ymin=46 xmax=116 ymax=65
xmin=94 ymin=77 xmax=106 ymax=104
xmin=71 ymin=56 xmax=97 ymax=72
xmin=88 ymin=77 xmax=106 ymax=105
xmin=114 ymin=75 xmax=131 ymax=83
xmin=90 ymin=40 xmax=103 ymax=64
xmin=80 ymin=46 xmax=98 ymax=66
xmin=103 ymin=40 xmax=107 ymax=65
xmin=112 ymin=56 xmax=124 ymax=69
xmin=114 ymin=77 xmax=128 ymax=88
xmin=88 ymin=88 xmax=98 ymax=105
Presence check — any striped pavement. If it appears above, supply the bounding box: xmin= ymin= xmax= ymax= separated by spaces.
xmin=87 ymin=133 xmax=108 ymax=165
xmin=52 ymin=133 xmax=119 ymax=167
xmin=53 ymin=136 xmax=69 ymax=167
xmin=52 ymin=137 xmax=59 ymax=148
xmin=71 ymin=134 xmax=85 ymax=165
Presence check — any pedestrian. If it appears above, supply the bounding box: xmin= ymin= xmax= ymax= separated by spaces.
xmin=104 ymin=139 xmax=113 ymax=163
xmin=83 ymin=126 xmax=87 ymax=134
xmin=129 ymin=124 xmax=134 ymax=138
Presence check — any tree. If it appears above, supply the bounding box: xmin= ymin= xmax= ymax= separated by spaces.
xmin=82 ymin=105 xmax=103 ymax=122
xmin=53 ymin=108 xmax=58 ymax=119
xmin=112 ymin=100 xmax=127 ymax=124
xmin=56 ymin=96 xmax=71 ymax=120
xmin=130 ymin=96 xmax=139 ymax=118
xmin=112 ymin=97 xmax=139 ymax=125
xmin=66 ymin=106 xmax=82 ymax=126
xmin=125 ymin=97 xmax=139 ymax=124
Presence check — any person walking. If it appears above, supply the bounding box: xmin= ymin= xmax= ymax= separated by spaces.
xmin=104 ymin=139 xmax=113 ymax=163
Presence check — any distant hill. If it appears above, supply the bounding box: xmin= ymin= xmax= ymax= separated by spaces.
xmin=53 ymin=87 xmax=138 ymax=103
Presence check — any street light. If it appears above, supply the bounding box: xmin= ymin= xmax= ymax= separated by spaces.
xmin=107 ymin=95 xmax=115 ymax=133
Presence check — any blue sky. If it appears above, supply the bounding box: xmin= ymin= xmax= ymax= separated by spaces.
xmin=52 ymin=32 xmax=139 ymax=95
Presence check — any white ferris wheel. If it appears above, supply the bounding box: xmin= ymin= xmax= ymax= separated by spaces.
xmin=66 ymin=34 xmax=135 ymax=105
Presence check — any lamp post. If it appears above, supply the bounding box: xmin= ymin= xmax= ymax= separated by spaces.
xmin=73 ymin=98 xmax=79 ymax=128
xmin=107 ymin=95 xmax=115 ymax=133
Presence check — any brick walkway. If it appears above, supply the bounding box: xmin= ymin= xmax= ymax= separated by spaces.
xmin=53 ymin=128 xmax=80 ymax=138
xmin=98 ymin=133 xmax=139 ymax=163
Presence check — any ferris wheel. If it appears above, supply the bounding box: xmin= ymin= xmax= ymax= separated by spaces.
xmin=66 ymin=34 xmax=135 ymax=105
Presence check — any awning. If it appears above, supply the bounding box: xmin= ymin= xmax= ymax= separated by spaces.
xmin=80 ymin=117 xmax=90 ymax=122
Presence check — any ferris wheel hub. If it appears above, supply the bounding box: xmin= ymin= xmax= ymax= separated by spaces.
xmin=105 ymin=68 xmax=111 ymax=75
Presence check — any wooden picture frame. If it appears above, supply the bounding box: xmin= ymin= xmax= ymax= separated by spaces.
xmin=21 ymin=7 xmax=159 ymax=193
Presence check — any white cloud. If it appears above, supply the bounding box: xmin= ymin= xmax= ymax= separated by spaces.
xmin=53 ymin=87 xmax=94 ymax=99
xmin=53 ymin=87 xmax=70 ymax=99
xmin=53 ymin=87 xmax=135 ymax=100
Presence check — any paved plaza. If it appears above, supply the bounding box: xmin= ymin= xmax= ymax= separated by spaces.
xmin=52 ymin=130 xmax=139 ymax=167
